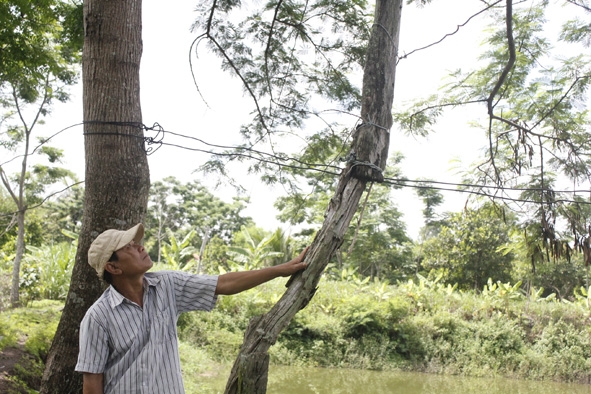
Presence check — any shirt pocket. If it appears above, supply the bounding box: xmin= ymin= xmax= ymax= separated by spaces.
xmin=153 ymin=307 xmax=176 ymax=344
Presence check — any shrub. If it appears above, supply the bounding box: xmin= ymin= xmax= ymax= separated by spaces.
xmin=20 ymin=240 xmax=76 ymax=303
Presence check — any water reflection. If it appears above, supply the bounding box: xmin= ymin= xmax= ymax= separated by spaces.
xmin=200 ymin=365 xmax=591 ymax=394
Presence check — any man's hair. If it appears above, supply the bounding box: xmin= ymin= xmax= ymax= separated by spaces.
xmin=103 ymin=251 xmax=118 ymax=284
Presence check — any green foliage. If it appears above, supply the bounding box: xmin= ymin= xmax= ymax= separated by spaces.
xmin=227 ymin=226 xmax=285 ymax=270
xmin=0 ymin=300 xmax=62 ymax=392
xmin=19 ymin=236 xmax=76 ymax=303
xmin=194 ymin=0 xmax=369 ymax=133
xmin=530 ymin=320 xmax=591 ymax=382
xmin=4 ymin=278 xmax=591 ymax=385
xmin=41 ymin=184 xmax=84 ymax=243
xmin=0 ymin=0 xmax=82 ymax=94
xmin=201 ymin=235 xmax=230 ymax=274
xmin=0 ymin=300 xmax=61 ymax=354
xmin=395 ymin=1 xmax=591 ymax=278
xmin=145 ymin=177 xmax=253 ymax=262
xmin=0 ymin=202 xmax=45 ymax=265
xmin=178 ymin=341 xmax=228 ymax=393
xmin=0 ymin=0 xmax=82 ymax=305
xmin=561 ymin=17 xmax=591 ymax=46
xmin=174 ymin=276 xmax=591 ymax=382
xmin=415 ymin=181 xmax=444 ymax=223
xmin=421 ymin=205 xmax=514 ymax=290
xmin=481 ymin=278 xmax=524 ymax=314
xmin=573 ymin=285 xmax=591 ymax=306
xmin=193 ymin=0 xmax=374 ymax=190
xmin=158 ymin=228 xmax=199 ymax=272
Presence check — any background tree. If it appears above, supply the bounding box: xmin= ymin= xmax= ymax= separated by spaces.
xmin=144 ymin=176 xmax=253 ymax=268
xmin=202 ymin=234 xmax=231 ymax=273
xmin=340 ymin=179 xmax=413 ymax=282
xmin=144 ymin=177 xmax=176 ymax=263
xmin=396 ymin=0 xmax=591 ymax=274
xmin=40 ymin=0 xmax=150 ymax=391
xmin=274 ymin=134 xmax=412 ymax=282
xmin=415 ymin=181 xmax=445 ymax=239
xmin=0 ymin=0 xmax=82 ymax=307
xmin=173 ymin=179 xmax=252 ymax=264
xmin=43 ymin=184 xmax=85 ymax=243
xmin=421 ymin=204 xmax=515 ymax=290
xmin=0 ymin=190 xmax=45 ymax=304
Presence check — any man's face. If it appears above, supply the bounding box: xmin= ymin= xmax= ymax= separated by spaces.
xmin=112 ymin=240 xmax=153 ymax=277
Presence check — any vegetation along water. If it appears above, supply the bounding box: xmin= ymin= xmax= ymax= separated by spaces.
xmin=2 ymin=269 xmax=590 ymax=392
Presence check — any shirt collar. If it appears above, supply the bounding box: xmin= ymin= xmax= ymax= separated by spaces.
xmin=107 ymin=286 xmax=126 ymax=308
xmin=107 ymin=274 xmax=161 ymax=308
xmin=144 ymin=274 xmax=161 ymax=287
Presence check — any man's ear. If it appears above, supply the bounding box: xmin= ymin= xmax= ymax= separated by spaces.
xmin=104 ymin=262 xmax=122 ymax=276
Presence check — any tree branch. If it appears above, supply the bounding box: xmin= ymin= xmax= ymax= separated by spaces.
xmin=398 ymin=0 xmax=503 ymax=63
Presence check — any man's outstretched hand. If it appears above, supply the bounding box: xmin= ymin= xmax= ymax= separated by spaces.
xmin=276 ymin=246 xmax=309 ymax=277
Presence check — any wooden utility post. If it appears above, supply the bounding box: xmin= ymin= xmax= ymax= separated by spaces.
xmin=224 ymin=1 xmax=403 ymax=392
xmin=40 ymin=0 xmax=150 ymax=392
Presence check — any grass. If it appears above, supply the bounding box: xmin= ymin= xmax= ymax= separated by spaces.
xmin=0 ymin=300 xmax=62 ymax=393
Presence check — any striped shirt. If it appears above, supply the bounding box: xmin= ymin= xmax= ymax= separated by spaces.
xmin=75 ymin=271 xmax=218 ymax=394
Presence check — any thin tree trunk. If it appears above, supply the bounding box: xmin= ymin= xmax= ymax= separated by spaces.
xmin=10 ymin=209 xmax=25 ymax=307
xmin=6 ymin=79 xmax=53 ymax=308
xmin=197 ymin=227 xmax=211 ymax=274
xmin=224 ymin=1 xmax=402 ymax=393
xmin=40 ymin=0 xmax=149 ymax=392
xmin=9 ymin=98 xmax=31 ymax=308
xmin=157 ymin=205 xmax=164 ymax=263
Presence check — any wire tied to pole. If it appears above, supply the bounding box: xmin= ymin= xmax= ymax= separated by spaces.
xmin=341 ymin=151 xmax=384 ymax=177
xmin=82 ymin=120 xmax=165 ymax=155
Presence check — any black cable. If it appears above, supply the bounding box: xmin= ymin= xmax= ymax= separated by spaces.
xmin=2 ymin=120 xmax=590 ymax=219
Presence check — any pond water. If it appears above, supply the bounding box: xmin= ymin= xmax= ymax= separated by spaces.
xmin=199 ymin=365 xmax=591 ymax=394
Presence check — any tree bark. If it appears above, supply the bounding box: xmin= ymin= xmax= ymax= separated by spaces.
xmin=224 ymin=1 xmax=402 ymax=393
xmin=10 ymin=209 xmax=25 ymax=307
xmin=40 ymin=0 xmax=149 ymax=392
xmin=8 ymin=97 xmax=32 ymax=308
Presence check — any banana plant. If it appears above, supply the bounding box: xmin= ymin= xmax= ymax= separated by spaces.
xmin=227 ymin=227 xmax=284 ymax=271
xmin=160 ymin=229 xmax=198 ymax=272
xmin=573 ymin=286 xmax=591 ymax=308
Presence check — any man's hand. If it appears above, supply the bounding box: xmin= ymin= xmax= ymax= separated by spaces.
xmin=274 ymin=246 xmax=309 ymax=277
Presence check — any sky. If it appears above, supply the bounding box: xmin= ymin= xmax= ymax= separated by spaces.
xmin=13 ymin=0 xmax=546 ymax=239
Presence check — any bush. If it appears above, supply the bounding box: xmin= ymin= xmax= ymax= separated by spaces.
xmin=20 ymin=241 xmax=76 ymax=303
xmin=175 ymin=277 xmax=591 ymax=382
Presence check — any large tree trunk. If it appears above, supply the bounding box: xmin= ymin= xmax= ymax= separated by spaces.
xmin=224 ymin=1 xmax=402 ymax=393
xmin=40 ymin=0 xmax=149 ymax=392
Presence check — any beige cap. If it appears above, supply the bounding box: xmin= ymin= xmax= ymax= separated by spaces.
xmin=88 ymin=223 xmax=145 ymax=278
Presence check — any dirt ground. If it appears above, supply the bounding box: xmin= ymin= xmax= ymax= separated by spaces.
xmin=0 ymin=345 xmax=28 ymax=393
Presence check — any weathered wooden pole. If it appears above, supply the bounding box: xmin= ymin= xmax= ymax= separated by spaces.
xmin=224 ymin=1 xmax=402 ymax=392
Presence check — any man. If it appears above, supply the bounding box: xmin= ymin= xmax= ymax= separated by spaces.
xmin=75 ymin=223 xmax=307 ymax=394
